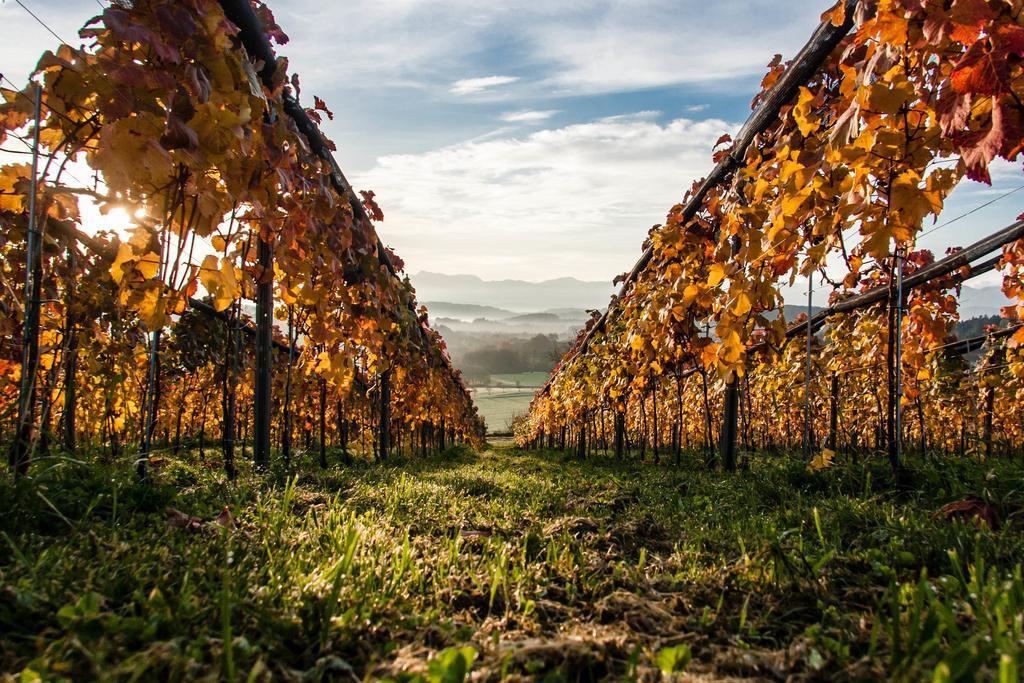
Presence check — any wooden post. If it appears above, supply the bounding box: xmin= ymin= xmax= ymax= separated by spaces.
xmin=62 ymin=245 xmax=79 ymax=454
xmin=639 ymin=395 xmax=647 ymax=460
xmin=803 ymin=273 xmax=813 ymax=461
xmin=600 ymin=404 xmax=608 ymax=453
xmin=886 ymin=251 xmax=904 ymax=473
xmin=613 ymin=409 xmax=625 ymax=458
xmin=198 ymin=402 xmax=207 ymax=459
xmin=221 ymin=308 xmax=238 ymax=480
xmin=282 ymin=306 xmax=295 ymax=469
xmin=651 ymin=385 xmax=660 ymax=465
xmin=720 ymin=377 xmax=739 ymax=472
xmin=253 ymin=236 xmax=273 ymax=472
xmin=378 ymin=370 xmax=391 ymax=459
xmin=983 ymin=385 xmax=995 ymax=459
xmin=895 ymin=249 xmax=904 ymax=469
xmin=700 ymin=368 xmax=714 ymax=465
xmin=916 ymin=395 xmax=926 ymax=460
xmin=319 ymin=377 xmax=327 ymax=468
xmin=342 ymin=400 xmax=350 ymax=457
xmin=828 ymin=372 xmax=839 ymax=452
xmin=137 ymin=328 xmax=161 ymax=481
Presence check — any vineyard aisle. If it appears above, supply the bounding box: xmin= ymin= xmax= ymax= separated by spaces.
xmin=4 ymin=0 xmax=1024 ymax=680
xmin=2 ymin=441 xmax=1023 ymax=680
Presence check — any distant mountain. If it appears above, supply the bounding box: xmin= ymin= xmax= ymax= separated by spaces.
xmin=421 ymin=301 xmax=516 ymax=321
xmin=507 ymin=312 xmax=561 ymax=322
xmin=772 ymin=285 xmax=1008 ymax=321
xmin=417 ymin=279 xmax=1011 ymax=331
xmin=411 ymin=272 xmax=614 ymax=312
xmin=958 ymin=285 xmax=1009 ymax=318
xmin=956 ymin=314 xmax=1006 ymax=339
xmin=541 ymin=308 xmax=592 ymax=320
xmin=772 ymin=305 xmax=825 ymax=321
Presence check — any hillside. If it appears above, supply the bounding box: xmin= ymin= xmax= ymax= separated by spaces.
xmin=421 ymin=301 xmax=517 ymax=321
xmin=411 ymin=272 xmax=614 ymax=312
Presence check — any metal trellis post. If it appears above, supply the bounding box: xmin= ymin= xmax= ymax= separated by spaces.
xmin=10 ymin=84 xmax=43 ymax=479
xmin=895 ymin=248 xmax=904 ymax=469
xmin=804 ymin=272 xmax=813 ymax=460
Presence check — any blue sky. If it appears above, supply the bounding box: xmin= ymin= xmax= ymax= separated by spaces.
xmin=2 ymin=0 xmax=1023 ymax=296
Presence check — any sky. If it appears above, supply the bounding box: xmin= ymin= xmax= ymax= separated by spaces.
xmin=2 ymin=0 xmax=1023 ymax=299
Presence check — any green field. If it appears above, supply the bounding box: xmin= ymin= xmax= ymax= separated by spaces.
xmin=486 ymin=372 xmax=550 ymax=388
xmin=471 ymin=387 xmax=536 ymax=433
xmin=2 ymin=442 xmax=1022 ymax=680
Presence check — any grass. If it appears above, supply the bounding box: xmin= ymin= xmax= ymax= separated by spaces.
xmin=1 ymin=442 xmax=1023 ymax=681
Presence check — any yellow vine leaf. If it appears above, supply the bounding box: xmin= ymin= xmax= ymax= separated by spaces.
xmin=793 ymin=87 xmax=819 ymax=137
xmin=890 ymin=170 xmax=941 ymax=230
xmin=137 ymin=286 xmax=166 ymax=331
xmin=866 ymin=72 xmax=915 ymax=116
xmin=199 ymin=254 xmax=239 ymax=311
xmin=0 ymin=163 xmax=29 ymax=213
xmin=810 ymin=448 xmax=835 ymax=471
xmin=707 ymin=264 xmax=726 ymax=287
xmin=719 ymin=330 xmax=744 ymax=364
xmin=733 ymin=292 xmax=752 ymax=316
xmin=110 ymin=243 xmax=134 ymax=284
xmin=683 ymin=283 xmax=700 ymax=305
xmin=136 ymin=252 xmax=161 ymax=280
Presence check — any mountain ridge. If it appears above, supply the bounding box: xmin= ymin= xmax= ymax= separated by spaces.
xmin=412 ymin=273 xmax=1010 ymax=321
xmin=411 ymin=271 xmax=614 ymax=312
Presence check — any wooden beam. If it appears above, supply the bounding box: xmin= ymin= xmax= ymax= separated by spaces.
xmin=782 ymin=219 xmax=1024 ymax=341
xmin=555 ymin=0 xmax=859 ymax=372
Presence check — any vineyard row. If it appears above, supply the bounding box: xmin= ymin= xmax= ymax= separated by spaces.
xmin=0 ymin=0 xmax=485 ymax=481
xmin=520 ymin=0 xmax=1024 ymax=474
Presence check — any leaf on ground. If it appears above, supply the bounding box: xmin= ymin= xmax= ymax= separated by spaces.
xmin=938 ymin=499 xmax=999 ymax=529
xmin=459 ymin=529 xmax=491 ymax=539
xmin=166 ymin=507 xmax=204 ymax=532
xmin=656 ymin=643 xmax=692 ymax=673
xmin=166 ymin=506 xmax=237 ymax=533
xmin=212 ymin=506 xmax=235 ymax=530
xmin=809 ymin=448 xmax=835 ymax=471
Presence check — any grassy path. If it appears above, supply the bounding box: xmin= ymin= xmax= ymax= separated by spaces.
xmin=1 ymin=442 xmax=1022 ymax=680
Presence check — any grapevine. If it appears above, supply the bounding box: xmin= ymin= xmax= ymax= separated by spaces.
xmin=521 ymin=0 xmax=1024 ymax=470
xmin=0 ymin=0 xmax=483 ymax=478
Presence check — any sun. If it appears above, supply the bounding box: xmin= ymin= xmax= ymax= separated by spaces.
xmin=77 ymin=197 xmax=138 ymax=239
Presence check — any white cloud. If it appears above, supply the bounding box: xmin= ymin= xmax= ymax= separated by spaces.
xmin=249 ymin=0 xmax=833 ymax=98
xmin=500 ymin=110 xmax=558 ymax=123
xmin=450 ymin=75 xmax=520 ymax=96
xmin=599 ymin=111 xmax=661 ymax=123
xmin=355 ymin=114 xmax=736 ymax=281
xmin=2 ymin=2 xmax=832 ymax=101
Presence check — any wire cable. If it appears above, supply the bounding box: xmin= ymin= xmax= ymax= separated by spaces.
xmin=13 ymin=0 xmax=70 ymax=46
